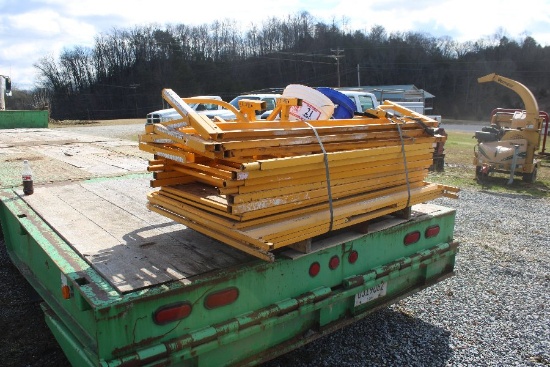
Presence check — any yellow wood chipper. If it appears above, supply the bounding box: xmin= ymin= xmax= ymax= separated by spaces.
xmin=474 ymin=73 xmax=549 ymax=184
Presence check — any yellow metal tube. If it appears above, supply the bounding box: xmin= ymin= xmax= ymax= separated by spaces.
xmin=162 ymin=88 xmax=225 ymax=139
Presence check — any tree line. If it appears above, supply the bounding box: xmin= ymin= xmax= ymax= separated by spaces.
xmin=14 ymin=11 xmax=550 ymax=120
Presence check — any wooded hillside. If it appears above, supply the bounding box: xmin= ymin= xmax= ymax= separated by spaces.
xmin=17 ymin=12 xmax=550 ymax=121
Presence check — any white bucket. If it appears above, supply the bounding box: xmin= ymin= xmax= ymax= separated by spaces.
xmin=282 ymin=84 xmax=335 ymax=120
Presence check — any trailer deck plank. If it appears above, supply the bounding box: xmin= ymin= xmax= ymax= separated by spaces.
xmin=19 ymin=176 xmax=252 ymax=293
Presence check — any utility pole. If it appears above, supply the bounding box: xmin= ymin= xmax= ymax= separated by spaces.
xmin=130 ymin=84 xmax=140 ymax=118
xmin=357 ymin=64 xmax=360 ymax=87
xmin=330 ymin=48 xmax=344 ymax=87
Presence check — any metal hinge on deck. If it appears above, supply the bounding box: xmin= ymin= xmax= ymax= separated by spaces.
xmin=342 ymin=241 xmax=458 ymax=290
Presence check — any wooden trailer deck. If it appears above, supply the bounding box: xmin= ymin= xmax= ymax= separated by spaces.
xmin=0 ymin=128 xmax=252 ymax=293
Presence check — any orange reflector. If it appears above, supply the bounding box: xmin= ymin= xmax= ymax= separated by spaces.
xmin=153 ymin=302 xmax=192 ymax=325
xmin=425 ymin=225 xmax=440 ymax=238
xmin=61 ymin=285 xmax=71 ymax=299
xmin=348 ymin=250 xmax=359 ymax=264
xmin=329 ymin=255 xmax=340 ymax=270
xmin=204 ymin=287 xmax=239 ymax=309
xmin=404 ymin=230 xmax=421 ymax=245
xmin=309 ymin=262 xmax=321 ymax=277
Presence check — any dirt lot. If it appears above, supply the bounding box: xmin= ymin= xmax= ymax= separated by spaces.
xmin=50 ymin=118 xmax=146 ymax=127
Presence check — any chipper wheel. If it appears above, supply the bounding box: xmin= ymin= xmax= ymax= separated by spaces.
xmin=522 ymin=167 xmax=537 ymax=183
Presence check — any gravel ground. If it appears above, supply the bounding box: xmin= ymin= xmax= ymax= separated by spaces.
xmin=0 ymin=232 xmax=71 ymax=366
xmin=2 ymin=189 xmax=548 ymax=367
xmin=266 ymin=190 xmax=550 ymax=367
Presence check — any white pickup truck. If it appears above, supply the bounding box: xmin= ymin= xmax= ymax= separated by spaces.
xmin=147 ymin=94 xmax=280 ymax=123
xmin=146 ymin=95 xmax=224 ymax=124
xmin=337 ymin=90 xmax=380 ymax=112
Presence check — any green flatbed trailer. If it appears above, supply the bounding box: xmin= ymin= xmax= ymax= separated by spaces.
xmin=0 ymin=128 xmax=459 ymax=367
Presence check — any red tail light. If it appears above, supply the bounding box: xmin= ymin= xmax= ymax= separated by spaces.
xmin=348 ymin=250 xmax=359 ymax=264
xmin=204 ymin=287 xmax=239 ymax=309
xmin=153 ymin=302 xmax=192 ymax=325
xmin=309 ymin=262 xmax=321 ymax=277
xmin=404 ymin=231 xmax=421 ymax=245
xmin=425 ymin=225 xmax=440 ymax=238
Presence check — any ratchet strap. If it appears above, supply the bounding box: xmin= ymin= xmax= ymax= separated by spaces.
xmin=394 ymin=120 xmax=411 ymax=208
xmin=411 ymin=117 xmax=436 ymax=136
xmin=304 ymin=121 xmax=334 ymax=232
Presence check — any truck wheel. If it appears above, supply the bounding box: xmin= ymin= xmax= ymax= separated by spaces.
xmin=522 ymin=167 xmax=537 ymax=183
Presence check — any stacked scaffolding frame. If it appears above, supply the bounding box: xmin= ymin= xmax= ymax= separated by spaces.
xmin=140 ymin=89 xmax=458 ymax=261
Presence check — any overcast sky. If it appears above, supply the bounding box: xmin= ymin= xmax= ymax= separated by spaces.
xmin=1 ymin=0 xmax=550 ymax=90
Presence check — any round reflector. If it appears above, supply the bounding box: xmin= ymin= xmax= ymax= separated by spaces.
xmin=348 ymin=250 xmax=359 ymax=264
xmin=329 ymin=255 xmax=340 ymax=270
xmin=309 ymin=262 xmax=321 ymax=277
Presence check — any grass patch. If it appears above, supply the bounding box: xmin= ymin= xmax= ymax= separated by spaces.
xmin=428 ymin=131 xmax=550 ymax=198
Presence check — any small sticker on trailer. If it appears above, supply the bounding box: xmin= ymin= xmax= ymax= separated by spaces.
xmin=354 ymin=282 xmax=387 ymax=307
